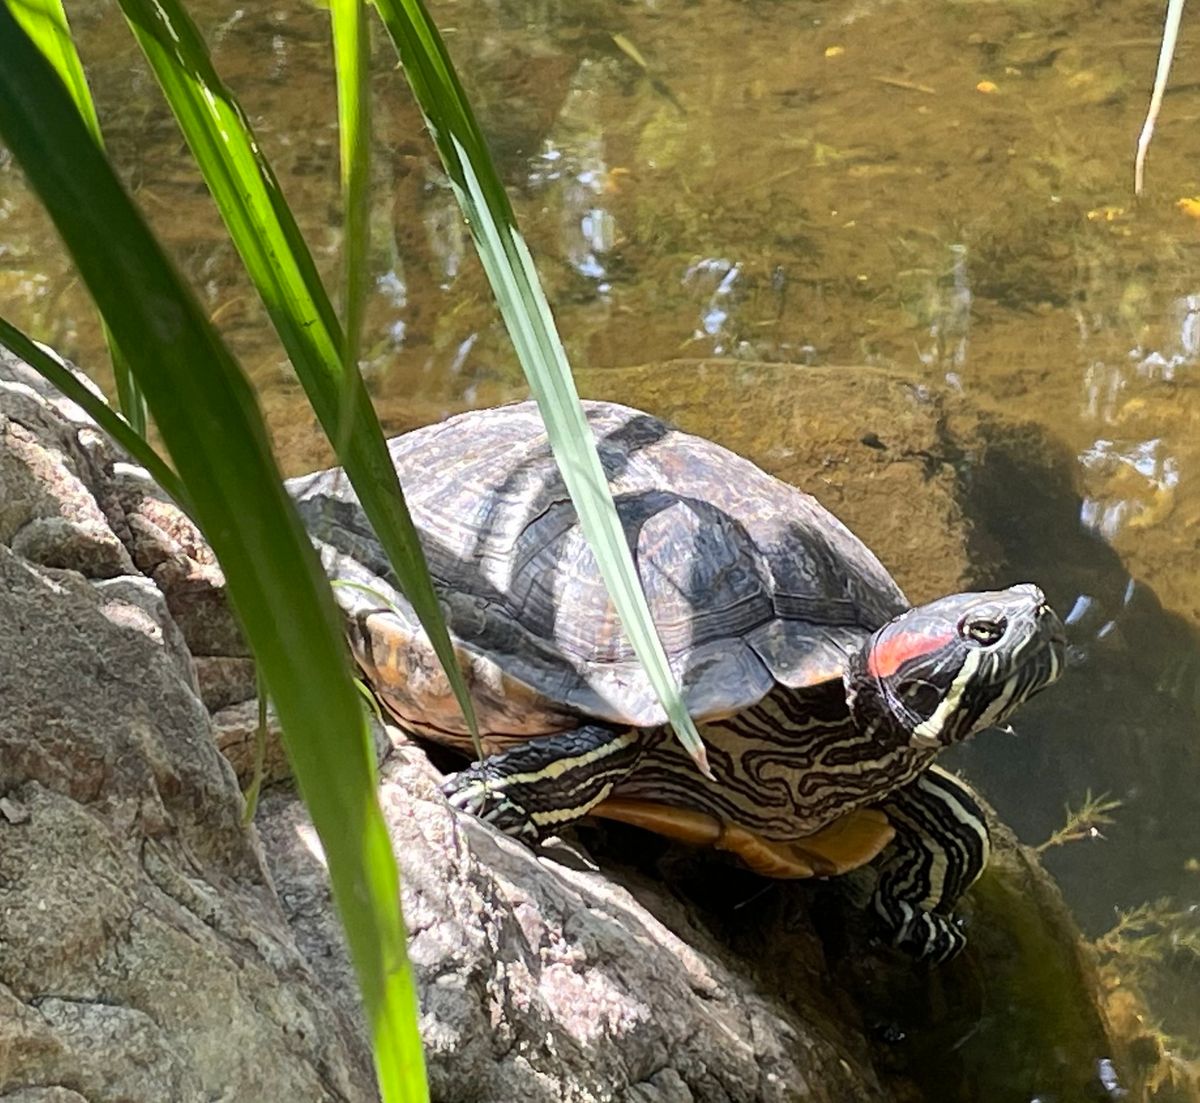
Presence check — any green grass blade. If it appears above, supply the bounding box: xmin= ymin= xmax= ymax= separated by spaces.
xmin=7 ymin=0 xmax=100 ymax=135
xmin=0 ymin=315 xmax=190 ymax=513
xmin=115 ymin=0 xmax=481 ymax=755
xmin=240 ymin=672 xmax=270 ymax=826
xmin=0 ymin=12 xmax=426 ymax=1099
xmin=371 ymin=0 xmax=710 ymax=773
xmin=6 ymin=0 xmax=148 ymax=436
xmin=332 ymin=0 xmax=372 ymax=380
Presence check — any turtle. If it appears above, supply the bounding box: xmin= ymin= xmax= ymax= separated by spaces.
xmin=289 ymin=399 xmax=1066 ymax=961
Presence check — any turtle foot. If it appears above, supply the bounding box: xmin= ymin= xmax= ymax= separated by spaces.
xmin=439 ymin=724 xmax=641 ymax=844
xmin=877 ymin=899 xmax=967 ymax=963
xmin=441 ymin=767 xmax=541 ymax=843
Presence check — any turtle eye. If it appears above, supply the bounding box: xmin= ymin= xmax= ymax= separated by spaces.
xmin=961 ymin=616 xmax=1006 ymax=646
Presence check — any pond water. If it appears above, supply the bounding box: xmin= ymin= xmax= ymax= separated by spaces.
xmin=3 ymin=0 xmax=1200 ymax=1091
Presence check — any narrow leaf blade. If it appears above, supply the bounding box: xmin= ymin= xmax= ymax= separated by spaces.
xmin=5 ymin=0 xmax=148 ymax=435
xmin=332 ymin=0 xmax=372 ymax=376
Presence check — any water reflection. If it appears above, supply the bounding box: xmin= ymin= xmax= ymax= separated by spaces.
xmin=1145 ymin=292 xmax=1200 ymax=378
xmin=683 ymin=257 xmax=742 ymax=350
xmin=533 ymin=137 xmax=618 ymax=290
xmin=1079 ymin=437 xmax=1179 ymax=539
xmin=424 ymin=191 xmax=469 ymax=288
xmin=917 ymin=242 xmax=972 ymax=380
xmin=1086 ymin=292 xmax=1200 ymax=423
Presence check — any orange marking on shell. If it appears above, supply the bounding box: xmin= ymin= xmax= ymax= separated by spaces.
xmin=867 ymin=629 xmax=956 ymax=679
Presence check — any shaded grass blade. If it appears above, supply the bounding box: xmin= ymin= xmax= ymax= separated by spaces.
xmin=0 ymin=12 xmax=426 ymax=1099
xmin=372 ymin=0 xmax=710 ymax=773
xmin=240 ymin=671 xmax=270 ymax=826
xmin=0 ymin=315 xmax=189 ymax=513
xmin=115 ymin=0 xmax=481 ymax=755
xmin=6 ymin=0 xmax=147 ymax=435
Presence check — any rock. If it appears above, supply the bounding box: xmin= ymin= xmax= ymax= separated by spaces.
xmin=92 ymin=574 xmax=200 ymax=692
xmin=0 ymin=548 xmax=374 ymax=1100
xmin=261 ymin=726 xmax=1177 ymax=1103
xmin=0 ymin=409 xmax=134 ymax=578
xmin=1 ymin=1089 xmax=91 ymax=1103
xmin=0 ymin=346 xmax=244 ymax=659
xmin=193 ymin=654 xmax=259 ymax=712
xmin=145 ymin=552 xmax=246 ymax=658
xmin=260 ymin=738 xmax=890 ymax=1103
xmin=109 ymin=466 xmax=246 ymax=659
xmin=212 ymin=696 xmax=392 ymax=788
xmin=0 ymin=355 xmax=374 ymax=1101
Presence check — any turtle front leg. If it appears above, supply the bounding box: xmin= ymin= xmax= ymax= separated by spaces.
xmin=871 ymin=765 xmax=991 ymax=963
xmin=442 ymin=724 xmax=643 ymax=842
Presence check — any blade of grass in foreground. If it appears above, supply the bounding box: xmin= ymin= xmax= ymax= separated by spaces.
xmin=6 ymin=0 xmax=148 ymax=436
xmin=332 ymin=0 xmax=372 ymax=381
xmin=0 ymin=12 xmax=426 ymax=1100
xmin=372 ymin=0 xmax=710 ymax=775
xmin=114 ymin=0 xmax=481 ymax=755
xmin=1134 ymin=0 xmax=1186 ymax=195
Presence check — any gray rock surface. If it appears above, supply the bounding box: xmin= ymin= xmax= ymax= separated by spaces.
xmin=0 ymin=350 xmax=374 ymax=1101
xmin=261 ymin=738 xmax=887 ymax=1103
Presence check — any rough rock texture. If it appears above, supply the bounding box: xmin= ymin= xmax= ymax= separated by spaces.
xmin=262 ymin=742 xmax=887 ymax=1103
xmin=0 ymin=350 xmax=375 ymax=1101
xmin=263 ymin=725 xmax=1169 ymax=1103
xmin=211 ymin=697 xmax=391 ymax=788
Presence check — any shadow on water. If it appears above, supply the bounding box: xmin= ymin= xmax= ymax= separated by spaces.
xmin=956 ymin=418 xmax=1200 ymax=925
xmin=952 ymin=415 xmax=1200 ymax=1060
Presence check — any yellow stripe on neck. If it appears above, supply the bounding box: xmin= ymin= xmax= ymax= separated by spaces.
xmin=911 ymin=648 xmax=981 ymax=747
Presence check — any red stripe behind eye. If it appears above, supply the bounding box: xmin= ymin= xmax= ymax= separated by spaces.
xmin=867 ymin=629 xmax=956 ymax=678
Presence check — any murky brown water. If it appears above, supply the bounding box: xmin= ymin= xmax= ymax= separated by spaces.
xmin=4 ymin=0 xmax=1200 ymax=1087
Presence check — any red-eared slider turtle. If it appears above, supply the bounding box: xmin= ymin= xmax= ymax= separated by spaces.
xmin=290 ymin=400 xmax=1066 ymax=961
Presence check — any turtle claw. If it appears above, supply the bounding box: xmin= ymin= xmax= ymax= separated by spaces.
xmin=441 ymin=769 xmax=541 ymax=842
xmin=438 ymin=724 xmax=640 ymax=844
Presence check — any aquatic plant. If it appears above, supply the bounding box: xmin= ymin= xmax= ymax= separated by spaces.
xmin=1096 ymin=897 xmax=1200 ymax=967
xmin=1035 ymin=789 xmax=1123 ymax=854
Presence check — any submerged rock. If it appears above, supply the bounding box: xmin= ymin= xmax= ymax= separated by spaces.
xmin=0 ymin=347 xmax=1190 ymax=1101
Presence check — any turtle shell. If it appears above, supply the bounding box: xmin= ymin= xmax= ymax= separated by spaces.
xmin=289 ymin=400 xmax=908 ymax=739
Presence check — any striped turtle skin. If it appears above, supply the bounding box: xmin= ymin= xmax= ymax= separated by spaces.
xmin=290 ymin=400 xmax=1066 ymax=961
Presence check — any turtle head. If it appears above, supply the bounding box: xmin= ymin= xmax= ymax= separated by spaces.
xmin=846 ymin=583 xmax=1066 ymax=750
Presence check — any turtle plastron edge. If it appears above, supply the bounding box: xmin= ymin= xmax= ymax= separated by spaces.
xmin=591 ymin=798 xmax=895 ymax=879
